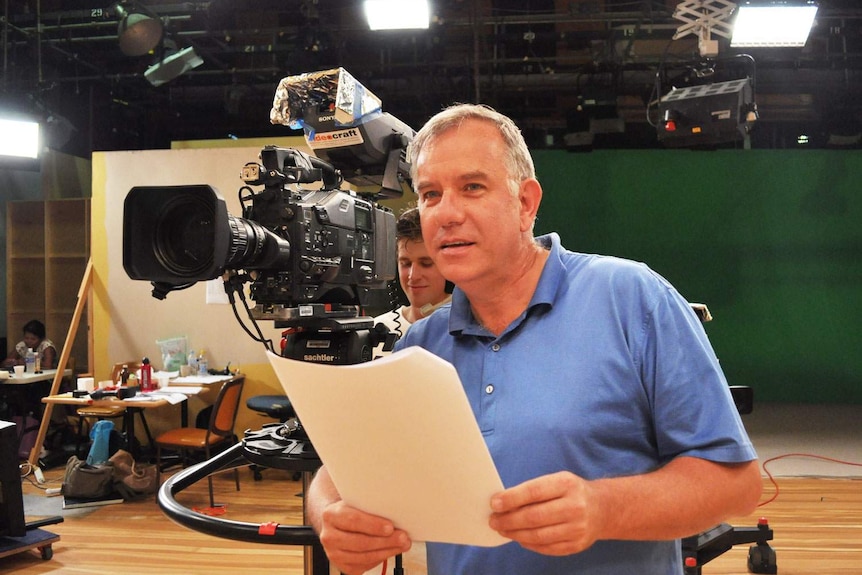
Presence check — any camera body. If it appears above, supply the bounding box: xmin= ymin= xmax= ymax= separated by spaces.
xmin=123 ymin=146 xmax=398 ymax=323
xmin=238 ymin=146 xmax=398 ymax=322
xmin=124 ymin=69 xmax=412 ymax=361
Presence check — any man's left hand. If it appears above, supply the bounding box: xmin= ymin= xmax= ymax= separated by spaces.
xmin=488 ymin=471 xmax=602 ymax=555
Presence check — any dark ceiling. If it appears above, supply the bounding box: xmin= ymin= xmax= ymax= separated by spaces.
xmin=3 ymin=0 xmax=861 ymax=156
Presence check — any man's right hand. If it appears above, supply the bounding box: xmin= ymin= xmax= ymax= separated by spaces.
xmin=317 ymin=500 xmax=412 ymax=575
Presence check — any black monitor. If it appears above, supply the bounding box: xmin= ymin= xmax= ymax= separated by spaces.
xmin=0 ymin=420 xmax=26 ymax=537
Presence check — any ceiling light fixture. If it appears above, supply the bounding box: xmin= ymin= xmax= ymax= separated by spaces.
xmin=145 ymin=46 xmax=204 ymax=87
xmin=364 ymin=0 xmax=430 ymax=31
xmin=730 ymin=0 xmax=818 ymax=47
xmin=116 ymin=2 xmax=164 ymax=56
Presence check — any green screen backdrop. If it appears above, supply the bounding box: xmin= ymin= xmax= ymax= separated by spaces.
xmin=533 ymin=149 xmax=861 ymax=404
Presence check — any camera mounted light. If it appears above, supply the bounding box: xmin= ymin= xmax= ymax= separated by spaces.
xmin=270 ymin=68 xmax=414 ymax=198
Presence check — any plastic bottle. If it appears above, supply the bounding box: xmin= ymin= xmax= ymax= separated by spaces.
xmin=197 ymin=349 xmax=209 ymax=376
xmin=187 ymin=349 xmax=198 ymax=374
xmin=120 ymin=364 xmax=130 ymax=385
xmin=24 ymin=348 xmax=36 ymax=373
xmin=34 ymin=349 xmax=42 ymax=373
xmin=140 ymin=357 xmax=153 ymax=391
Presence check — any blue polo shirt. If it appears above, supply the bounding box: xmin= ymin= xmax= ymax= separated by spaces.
xmin=396 ymin=233 xmax=756 ymax=575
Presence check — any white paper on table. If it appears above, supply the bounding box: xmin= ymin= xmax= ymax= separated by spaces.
xmin=161 ymin=386 xmax=205 ymax=395
xmin=267 ymin=346 xmax=509 ymax=547
xmin=170 ymin=374 xmax=232 ymax=385
xmin=124 ymin=391 xmax=187 ymax=404
xmin=143 ymin=391 xmax=189 ymax=404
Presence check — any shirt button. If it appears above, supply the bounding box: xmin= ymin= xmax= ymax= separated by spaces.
xmin=485 ymin=384 xmax=494 ymax=394
xmin=491 ymin=343 xmax=501 ymax=352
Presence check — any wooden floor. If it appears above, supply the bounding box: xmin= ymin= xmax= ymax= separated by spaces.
xmin=15 ymin=464 xmax=862 ymax=575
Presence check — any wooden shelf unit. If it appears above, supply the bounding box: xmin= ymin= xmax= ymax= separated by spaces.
xmin=6 ymin=198 xmax=90 ymax=373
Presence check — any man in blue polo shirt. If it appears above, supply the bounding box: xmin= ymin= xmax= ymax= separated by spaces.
xmin=307 ymin=103 xmax=762 ymax=575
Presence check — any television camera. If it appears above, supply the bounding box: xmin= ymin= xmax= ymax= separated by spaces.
xmin=128 ymin=69 xmax=418 ymax=575
xmin=122 ymin=68 xmax=414 ymax=365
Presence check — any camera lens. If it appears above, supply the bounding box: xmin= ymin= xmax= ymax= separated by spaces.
xmin=224 ymin=216 xmax=273 ymax=268
xmin=153 ymin=194 xmax=216 ymax=277
xmin=125 ymin=184 xmax=293 ymax=284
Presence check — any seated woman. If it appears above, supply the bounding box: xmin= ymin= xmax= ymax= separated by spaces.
xmin=3 ymin=319 xmax=57 ymax=370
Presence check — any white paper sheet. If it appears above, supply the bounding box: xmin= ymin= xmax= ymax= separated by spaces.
xmin=170 ymin=374 xmax=233 ymax=385
xmin=159 ymin=386 xmax=205 ymax=395
xmin=267 ymin=346 xmax=509 ymax=547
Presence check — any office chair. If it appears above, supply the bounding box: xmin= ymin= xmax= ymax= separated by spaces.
xmin=244 ymin=394 xmax=303 ymax=481
xmin=245 ymin=394 xmax=296 ymax=423
xmin=154 ymin=376 xmax=246 ymax=508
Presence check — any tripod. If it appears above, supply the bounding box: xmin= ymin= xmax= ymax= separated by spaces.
xmin=159 ymin=315 xmax=397 ymax=575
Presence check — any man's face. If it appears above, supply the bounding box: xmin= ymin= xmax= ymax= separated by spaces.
xmin=414 ymin=119 xmax=529 ymax=290
xmin=397 ymin=238 xmax=449 ymax=312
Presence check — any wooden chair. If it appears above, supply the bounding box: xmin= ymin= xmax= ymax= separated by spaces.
xmin=154 ymin=377 xmax=246 ymax=507
xmin=75 ymin=361 xmax=149 ymax=457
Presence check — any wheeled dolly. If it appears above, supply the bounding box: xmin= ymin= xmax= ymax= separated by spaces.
xmin=682 ymin=517 xmax=777 ymax=574
xmin=0 ymin=516 xmax=64 ymax=562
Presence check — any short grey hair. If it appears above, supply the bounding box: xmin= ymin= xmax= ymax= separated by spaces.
xmin=408 ymin=104 xmax=536 ymax=189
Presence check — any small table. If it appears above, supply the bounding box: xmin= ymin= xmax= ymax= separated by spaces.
xmin=42 ymin=374 xmax=242 ymax=456
xmin=3 ymin=369 xmax=72 ymax=386
xmin=42 ymin=391 xmax=186 ymax=457
xmin=1 ymin=369 xmax=72 ymax=449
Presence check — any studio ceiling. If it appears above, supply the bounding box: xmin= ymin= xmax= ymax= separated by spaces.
xmin=3 ymin=0 xmax=861 ymax=155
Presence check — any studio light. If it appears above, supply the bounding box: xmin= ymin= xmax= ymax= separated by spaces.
xmin=364 ymin=0 xmax=430 ymax=30
xmin=0 ymin=118 xmax=40 ymax=159
xmin=657 ymin=78 xmax=757 ymax=147
xmin=145 ymin=46 xmax=204 ymax=87
xmin=116 ymin=2 xmax=164 ymax=56
xmin=731 ymin=1 xmax=818 ymax=47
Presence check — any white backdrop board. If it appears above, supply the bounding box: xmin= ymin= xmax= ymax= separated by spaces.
xmin=95 ymin=145 xmax=289 ymax=380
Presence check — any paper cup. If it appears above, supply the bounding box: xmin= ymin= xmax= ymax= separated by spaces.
xmin=13 ymin=365 xmax=25 ymax=377
xmin=179 ymin=365 xmax=192 ymax=377
xmin=77 ymin=377 xmax=95 ymax=392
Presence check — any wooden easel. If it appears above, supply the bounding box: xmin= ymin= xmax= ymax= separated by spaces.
xmin=27 ymin=259 xmax=93 ymax=470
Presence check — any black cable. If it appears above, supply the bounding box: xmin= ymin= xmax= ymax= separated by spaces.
xmin=646 ymin=37 xmax=676 ymax=127
xmin=150 ymin=281 xmax=197 ymax=300
xmin=222 ymin=273 xmax=275 ymax=353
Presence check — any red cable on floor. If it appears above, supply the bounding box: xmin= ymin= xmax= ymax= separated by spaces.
xmin=758 ymin=452 xmax=862 ymax=507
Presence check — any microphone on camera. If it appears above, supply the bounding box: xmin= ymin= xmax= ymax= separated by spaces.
xmin=90 ymin=386 xmax=139 ymax=400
